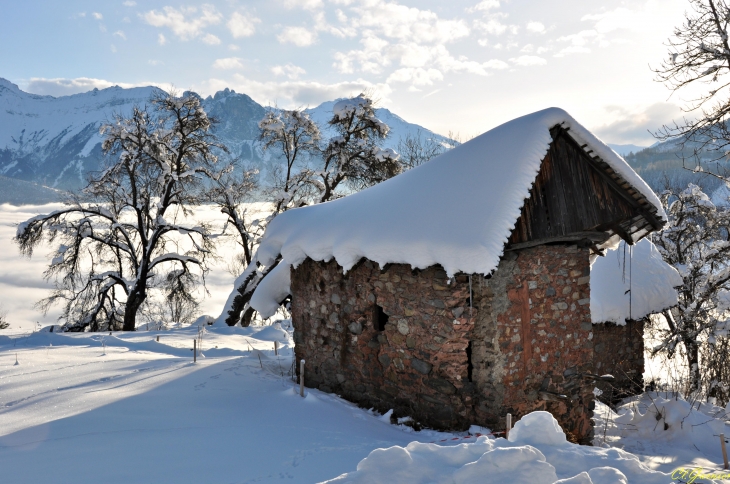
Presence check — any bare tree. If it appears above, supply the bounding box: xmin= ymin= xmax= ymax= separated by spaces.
xmin=654 ymin=0 xmax=730 ymax=174
xmin=396 ymin=130 xmax=446 ymax=169
xmin=650 ymin=183 xmax=730 ymax=393
xmin=0 ymin=304 xmax=8 ymax=330
xmin=15 ymin=92 xmax=226 ymax=332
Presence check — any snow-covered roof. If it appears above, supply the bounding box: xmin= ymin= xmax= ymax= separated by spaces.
xmin=590 ymin=238 xmax=682 ymax=324
xmin=253 ymin=107 xmax=665 ymax=280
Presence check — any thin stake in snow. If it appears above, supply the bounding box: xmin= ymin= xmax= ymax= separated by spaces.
xmin=274 ymin=340 xmax=279 ymax=356
xmin=257 ymin=353 xmax=263 ymax=369
xmin=14 ymin=353 xmax=18 ymax=366
xmin=721 ymin=433 xmax=729 ymax=470
xmin=506 ymin=413 xmax=512 ymax=440
xmin=300 ymin=359 xmax=305 ymax=397
xmin=156 ymin=335 xmax=159 ymax=342
xmin=193 ymin=339 xmax=197 ymax=363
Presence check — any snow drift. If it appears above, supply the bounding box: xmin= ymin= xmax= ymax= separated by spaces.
xmin=590 ymin=238 xmax=682 ymax=324
xmin=324 ymin=411 xmax=671 ymax=483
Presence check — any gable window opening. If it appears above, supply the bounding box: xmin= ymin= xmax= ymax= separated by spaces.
xmin=374 ymin=304 xmax=388 ymax=331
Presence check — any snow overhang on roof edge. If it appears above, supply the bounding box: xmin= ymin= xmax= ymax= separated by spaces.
xmin=245 ymin=107 xmax=666 ymax=319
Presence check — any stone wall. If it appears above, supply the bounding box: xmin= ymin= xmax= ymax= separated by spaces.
xmin=478 ymin=245 xmax=595 ymax=444
xmin=290 ymin=244 xmax=600 ymax=444
xmin=290 ymin=258 xmax=477 ymax=430
xmin=592 ymin=319 xmax=645 ymax=403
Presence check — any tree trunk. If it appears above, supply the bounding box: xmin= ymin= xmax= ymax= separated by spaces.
xmin=685 ymin=339 xmax=701 ymax=394
xmin=123 ymin=290 xmax=145 ymax=331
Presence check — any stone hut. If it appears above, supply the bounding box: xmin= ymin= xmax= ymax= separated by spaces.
xmin=246 ymin=108 xmax=678 ymax=445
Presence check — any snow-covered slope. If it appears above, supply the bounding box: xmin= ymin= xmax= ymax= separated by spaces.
xmin=0 ymin=79 xmax=158 ymax=189
xmin=0 ymin=79 xmax=450 ymax=193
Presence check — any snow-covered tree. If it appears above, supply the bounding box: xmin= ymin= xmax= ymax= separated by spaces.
xmin=210 ymin=164 xmax=261 ymax=269
xmin=651 ymin=183 xmax=730 ymax=392
xmin=221 ymin=94 xmax=401 ymax=326
xmin=259 ymin=108 xmax=321 ymax=213
xmin=654 ymin=0 xmax=730 ymax=172
xmin=15 ymin=92 xmax=226 ymax=332
xmin=316 ymin=95 xmax=400 ymax=201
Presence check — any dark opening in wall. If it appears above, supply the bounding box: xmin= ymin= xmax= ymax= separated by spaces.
xmin=374 ymin=304 xmax=388 ymax=331
xmin=466 ymin=341 xmax=473 ymax=382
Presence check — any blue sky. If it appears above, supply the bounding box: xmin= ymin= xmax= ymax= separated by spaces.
xmin=1 ymin=0 xmax=689 ymax=144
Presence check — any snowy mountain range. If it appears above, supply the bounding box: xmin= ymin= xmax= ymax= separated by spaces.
xmin=0 ymin=78 xmax=450 ymax=195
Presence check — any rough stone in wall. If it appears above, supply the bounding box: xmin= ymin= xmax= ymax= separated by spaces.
xmin=479 ymin=244 xmax=596 ymax=445
xmin=290 ymin=258 xmax=476 ymax=429
xmin=592 ymin=319 xmax=645 ymax=403
xmin=289 ymin=244 xmax=598 ymax=444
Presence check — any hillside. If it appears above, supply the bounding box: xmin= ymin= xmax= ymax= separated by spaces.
xmin=0 ymin=79 xmax=451 ymax=193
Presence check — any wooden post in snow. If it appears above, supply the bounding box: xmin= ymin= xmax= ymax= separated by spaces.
xmin=193 ymin=339 xmax=197 ymax=363
xmin=300 ymin=359 xmax=305 ymax=397
xmin=721 ymin=433 xmax=729 ymax=470
xmin=506 ymin=413 xmax=512 ymax=440
xmin=156 ymin=335 xmax=159 ymax=342
xmin=274 ymin=341 xmax=279 ymax=356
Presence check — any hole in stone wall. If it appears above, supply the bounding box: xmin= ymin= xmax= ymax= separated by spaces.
xmin=374 ymin=304 xmax=388 ymax=331
xmin=466 ymin=341 xmax=474 ymax=382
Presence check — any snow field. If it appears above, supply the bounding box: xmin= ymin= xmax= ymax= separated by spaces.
xmin=0 ymin=323 xmax=441 ymax=483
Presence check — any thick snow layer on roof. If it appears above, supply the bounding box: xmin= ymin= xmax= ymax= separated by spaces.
xmin=590 ymin=238 xmax=681 ymax=324
xmin=253 ymin=108 xmax=664 ymax=284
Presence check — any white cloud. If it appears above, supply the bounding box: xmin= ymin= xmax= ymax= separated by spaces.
xmin=555 ymin=30 xmax=600 ymax=57
xmin=148 ymin=60 xmax=162 ymax=66
xmin=387 ymin=67 xmax=443 ymax=86
xmin=227 ymin=12 xmax=260 ymax=38
xmin=113 ymin=30 xmax=127 ymax=40
xmin=202 ymin=33 xmax=221 ymax=45
xmin=142 ymin=5 xmax=222 ymax=41
xmin=213 ymin=57 xmax=244 ymax=70
xmin=593 ymin=102 xmax=682 ymax=145
xmin=111 ymin=44 xmax=117 ymax=53
xmin=509 ymin=55 xmax=546 ymax=66
xmin=24 ymin=77 xmax=171 ymax=97
xmin=483 ymin=59 xmax=508 ymax=69
xmin=158 ymin=33 xmax=167 ymax=45
xmin=283 ymin=0 xmax=324 ymax=10
xmin=349 ymin=1 xmax=469 ymax=44
xmin=92 ymin=12 xmax=103 ymax=20
xmin=474 ymin=18 xmax=517 ymax=36
xmin=122 ymin=17 xmax=131 ymax=23
xmin=123 ymin=1 xmax=136 ymax=6
xmin=467 ymin=0 xmax=499 ymax=13
xmin=229 ymin=44 xmax=240 ymax=51
xmin=526 ymin=21 xmax=545 ymax=33
xmin=271 ymin=64 xmax=307 ymax=80
xmin=277 ymin=26 xmax=318 ymax=46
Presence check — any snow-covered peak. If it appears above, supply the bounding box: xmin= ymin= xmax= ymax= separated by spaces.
xmin=0 ymin=77 xmax=21 ymax=92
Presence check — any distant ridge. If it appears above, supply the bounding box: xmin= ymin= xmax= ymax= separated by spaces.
xmin=0 ymin=78 xmax=452 ymax=198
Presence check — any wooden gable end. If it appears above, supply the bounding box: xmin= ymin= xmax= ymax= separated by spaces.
xmin=508 ymin=126 xmax=650 ymax=246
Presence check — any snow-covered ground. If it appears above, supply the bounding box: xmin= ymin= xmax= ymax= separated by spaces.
xmin=2 ymin=324 xmax=729 ymax=483
xmin=0 ymin=202 xmax=245 ymax=333
xmin=2 ymin=204 xmax=730 ymax=483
